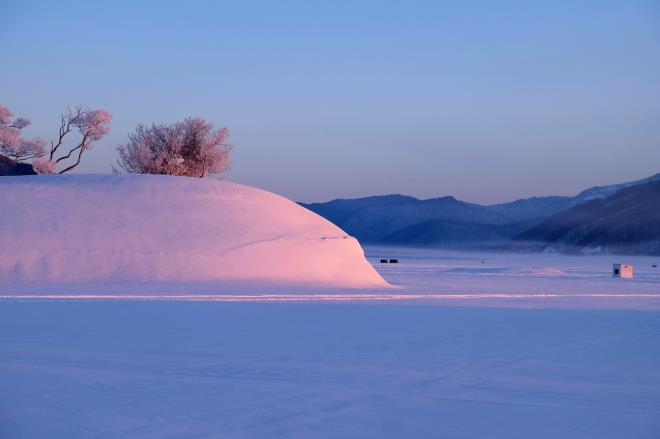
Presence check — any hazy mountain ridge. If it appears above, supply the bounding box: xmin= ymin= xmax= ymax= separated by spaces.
xmin=573 ymin=173 xmax=660 ymax=203
xmin=379 ymin=219 xmax=526 ymax=249
xmin=486 ymin=196 xmax=574 ymax=222
xmin=336 ymin=196 xmax=512 ymax=243
xmin=301 ymin=173 xmax=660 ymax=254
xmin=512 ymin=180 xmax=660 ymax=255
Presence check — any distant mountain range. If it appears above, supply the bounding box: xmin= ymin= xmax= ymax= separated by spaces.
xmin=301 ymin=173 xmax=660 ymax=255
xmin=512 ymin=180 xmax=660 ymax=255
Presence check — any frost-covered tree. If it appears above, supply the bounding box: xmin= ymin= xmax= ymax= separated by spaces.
xmin=0 ymin=104 xmax=111 ymax=174
xmin=0 ymin=105 xmax=46 ymax=162
xmin=116 ymin=118 xmax=232 ymax=178
xmin=37 ymin=106 xmax=112 ymax=174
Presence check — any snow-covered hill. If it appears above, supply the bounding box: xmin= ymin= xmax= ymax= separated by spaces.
xmin=0 ymin=175 xmax=387 ymax=291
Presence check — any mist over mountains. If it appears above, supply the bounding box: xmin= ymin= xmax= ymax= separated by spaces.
xmin=301 ymin=173 xmax=660 ymax=255
xmin=513 ymin=180 xmax=660 ymax=255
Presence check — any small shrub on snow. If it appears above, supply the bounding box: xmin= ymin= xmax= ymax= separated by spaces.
xmin=115 ymin=118 xmax=232 ymax=178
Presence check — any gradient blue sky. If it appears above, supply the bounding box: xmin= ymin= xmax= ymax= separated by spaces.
xmin=2 ymin=0 xmax=659 ymax=203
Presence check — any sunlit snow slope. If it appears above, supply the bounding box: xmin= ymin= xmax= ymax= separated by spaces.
xmin=0 ymin=175 xmax=387 ymax=289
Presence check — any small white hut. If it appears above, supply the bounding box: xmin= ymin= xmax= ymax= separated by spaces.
xmin=612 ymin=263 xmax=634 ymax=279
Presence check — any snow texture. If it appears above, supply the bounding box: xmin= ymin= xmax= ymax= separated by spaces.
xmin=0 ymin=174 xmax=386 ymax=289
xmin=1 ymin=244 xmax=659 ymax=437
xmin=3 ymin=243 xmax=658 ymax=310
xmin=1 ymin=302 xmax=659 ymax=438
xmin=363 ymin=246 xmax=660 ymax=309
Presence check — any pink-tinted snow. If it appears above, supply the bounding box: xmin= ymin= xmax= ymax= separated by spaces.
xmin=0 ymin=174 xmax=387 ymax=289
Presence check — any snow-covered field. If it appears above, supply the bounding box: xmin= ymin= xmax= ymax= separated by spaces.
xmin=4 ymin=245 xmax=658 ymax=310
xmin=1 ymin=301 xmax=659 ymax=438
xmin=1 ymin=248 xmax=660 ymax=438
xmin=1 ymin=175 xmax=659 ymax=436
xmin=365 ymin=247 xmax=660 ymax=309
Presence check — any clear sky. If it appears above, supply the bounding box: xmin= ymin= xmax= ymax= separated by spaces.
xmin=2 ymin=0 xmax=659 ymax=204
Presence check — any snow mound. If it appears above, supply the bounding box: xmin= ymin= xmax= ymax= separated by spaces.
xmin=0 ymin=175 xmax=388 ymax=289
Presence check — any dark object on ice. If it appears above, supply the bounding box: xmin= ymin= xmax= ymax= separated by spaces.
xmin=653 ymin=265 xmax=657 ymax=268
xmin=0 ymin=156 xmax=36 ymax=176
xmin=481 ymin=260 xmax=485 ymax=264
xmin=389 ymin=259 xmax=398 ymax=263
xmin=380 ymin=259 xmax=388 ymax=263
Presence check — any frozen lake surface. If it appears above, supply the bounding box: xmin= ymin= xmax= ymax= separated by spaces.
xmin=366 ymin=247 xmax=660 ymax=309
xmin=2 ymin=302 xmax=659 ymax=438
xmin=3 ymin=248 xmax=660 ymax=310
xmin=1 ymin=249 xmax=660 ymax=438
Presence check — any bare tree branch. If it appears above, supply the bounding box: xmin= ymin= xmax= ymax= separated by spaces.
xmin=49 ymin=111 xmax=79 ymax=161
